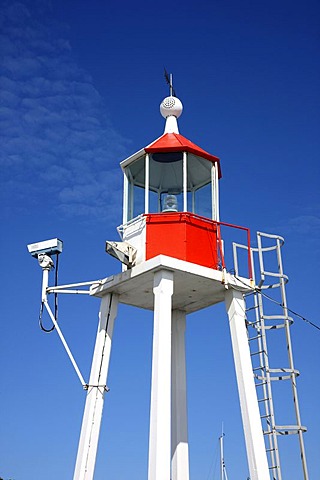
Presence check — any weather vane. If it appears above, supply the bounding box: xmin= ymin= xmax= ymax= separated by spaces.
xmin=164 ymin=68 xmax=176 ymax=97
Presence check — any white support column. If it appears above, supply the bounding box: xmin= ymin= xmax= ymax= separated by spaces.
xmin=148 ymin=270 xmax=174 ymax=480
xmin=73 ymin=293 xmax=119 ymax=480
xmin=225 ymin=288 xmax=269 ymax=480
xmin=171 ymin=310 xmax=189 ymax=480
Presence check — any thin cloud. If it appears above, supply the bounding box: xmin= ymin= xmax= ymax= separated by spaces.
xmin=0 ymin=0 xmax=129 ymax=222
xmin=266 ymin=213 xmax=320 ymax=258
xmin=282 ymin=215 xmax=320 ymax=235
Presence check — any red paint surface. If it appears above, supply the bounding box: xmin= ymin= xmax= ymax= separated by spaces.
xmin=145 ymin=212 xmax=218 ymax=269
xmin=145 ymin=133 xmax=222 ymax=178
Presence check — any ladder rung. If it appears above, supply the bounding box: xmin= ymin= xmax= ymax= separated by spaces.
xmin=263 ymin=315 xmax=287 ymax=320
xmin=251 ymin=350 xmax=266 ymax=356
xmin=258 ymin=397 xmax=270 ymax=403
xmin=253 ymin=366 xmax=263 ymax=372
xmin=255 ymin=381 xmax=267 ymax=387
xmin=245 ymin=305 xmax=259 ymax=312
xmin=248 ymin=320 xmax=261 ymax=326
xmin=260 ymin=413 xmax=271 ymax=419
xmin=248 ymin=334 xmax=262 ymax=341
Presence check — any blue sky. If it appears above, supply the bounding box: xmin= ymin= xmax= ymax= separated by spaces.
xmin=1 ymin=0 xmax=319 ymax=478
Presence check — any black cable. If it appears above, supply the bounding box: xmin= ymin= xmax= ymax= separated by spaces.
xmin=38 ymin=253 xmax=60 ymax=333
xmin=259 ymin=289 xmax=320 ymax=332
xmin=234 ymin=275 xmax=320 ymax=332
xmin=54 ymin=253 xmax=59 ymax=322
xmin=39 ymin=301 xmax=55 ymax=333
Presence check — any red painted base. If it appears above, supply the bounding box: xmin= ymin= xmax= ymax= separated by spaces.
xmin=145 ymin=212 xmax=218 ymax=269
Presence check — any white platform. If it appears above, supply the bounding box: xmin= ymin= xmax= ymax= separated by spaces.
xmin=91 ymin=255 xmax=251 ymax=313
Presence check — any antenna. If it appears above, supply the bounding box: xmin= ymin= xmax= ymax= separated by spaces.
xmin=219 ymin=424 xmax=229 ymax=480
xmin=164 ymin=68 xmax=176 ymax=97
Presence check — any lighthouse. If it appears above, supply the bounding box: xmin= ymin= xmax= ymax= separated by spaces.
xmin=29 ymin=84 xmax=309 ymax=480
xmin=79 ymin=92 xmax=270 ymax=480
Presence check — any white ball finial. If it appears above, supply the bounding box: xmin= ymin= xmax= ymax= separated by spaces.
xmin=160 ymin=96 xmax=183 ymax=119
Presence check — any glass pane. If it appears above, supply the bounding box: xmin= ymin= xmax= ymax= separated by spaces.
xmin=187 ymin=191 xmax=195 ymax=213
xmin=149 ymin=156 xmax=183 ymax=194
xmin=132 ymin=185 xmax=145 ymax=219
xmin=149 ymin=190 xmax=160 ymax=213
xmin=187 ymin=154 xmax=212 ymax=190
xmin=195 ymin=183 xmax=212 ymax=218
xmin=125 ymin=156 xmax=146 ymax=220
xmin=127 ymin=155 xmax=145 ymax=188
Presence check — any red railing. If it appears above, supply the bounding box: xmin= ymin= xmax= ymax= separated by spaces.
xmin=216 ymin=220 xmax=253 ymax=281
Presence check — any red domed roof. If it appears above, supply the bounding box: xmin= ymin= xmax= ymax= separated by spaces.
xmin=145 ymin=133 xmax=221 ymax=178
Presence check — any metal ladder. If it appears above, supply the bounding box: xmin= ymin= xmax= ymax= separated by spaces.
xmin=233 ymin=231 xmax=309 ymax=480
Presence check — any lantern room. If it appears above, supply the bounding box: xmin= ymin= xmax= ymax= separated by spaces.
xmin=121 ymin=96 xmax=221 ymax=223
xmin=118 ymin=95 xmax=223 ymax=269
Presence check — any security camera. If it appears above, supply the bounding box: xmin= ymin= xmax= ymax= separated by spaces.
xmin=27 ymin=238 xmax=63 ymax=258
xmin=37 ymin=253 xmax=54 ymax=269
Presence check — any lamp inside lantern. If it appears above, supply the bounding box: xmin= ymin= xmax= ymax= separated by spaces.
xmin=162 ymin=194 xmax=178 ymax=212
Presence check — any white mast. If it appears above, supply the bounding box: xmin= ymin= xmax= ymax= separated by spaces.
xmin=219 ymin=425 xmax=228 ymax=480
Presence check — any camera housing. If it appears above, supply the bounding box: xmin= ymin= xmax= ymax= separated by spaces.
xmin=27 ymin=238 xmax=63 ymax=258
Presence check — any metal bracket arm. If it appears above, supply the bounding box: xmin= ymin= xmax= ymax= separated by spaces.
xmin=43 ymin=301 xmax=87 ymax=388
xmin=46 ymin=280 xmax=103 ymax=296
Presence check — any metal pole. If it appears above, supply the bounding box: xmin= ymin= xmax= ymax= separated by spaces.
xmin=123 ymin=171 xmax=128 ymax=225
xmin=219 ymin=430 xmax=224 ymax=480
xmin=41 ymin=267 xmax=50 ymax=302
xmin=43 ymin=301 xmax=87 ymax=387
xmin=276 ymin=237 xmax=309 ymax=479
xmin=148 ymin=270 xmax=174 ymax=480
xmin=213 ymin=164 xmax=220 ymax=222
xmin=145 ymin=153 xmax=150 ymax=214
xmin=225 ymin=288 xmax=270 ymax=480
xmin=73 ymin=293 xmax=119 ymax=480
xmin=183 ymin=152 xmax=187 ymax=212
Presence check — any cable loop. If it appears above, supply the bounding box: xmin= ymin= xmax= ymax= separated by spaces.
xmin=39 ymin=301 xmax=55 ymax=333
